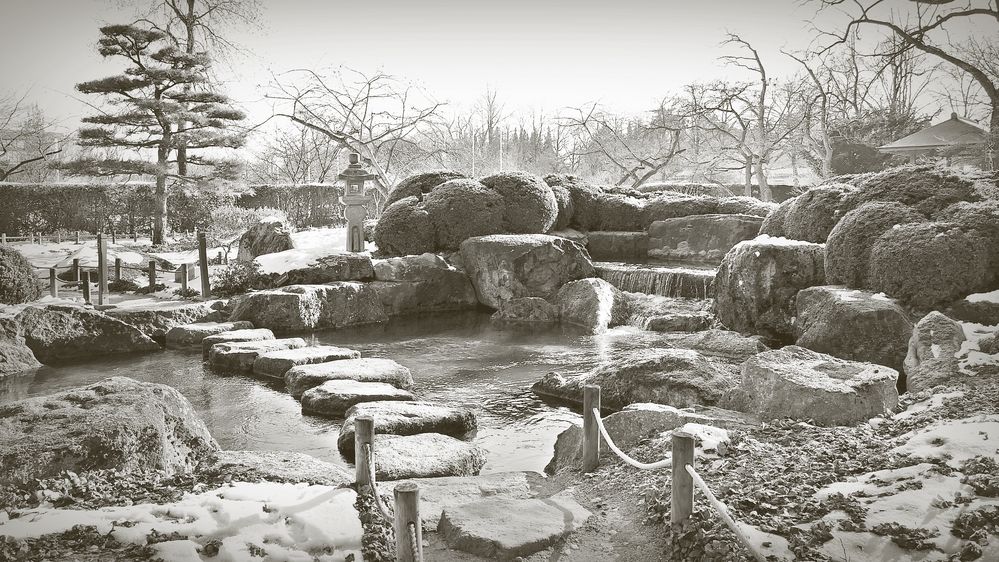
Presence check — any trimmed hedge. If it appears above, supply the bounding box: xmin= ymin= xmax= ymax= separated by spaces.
xmin=824 ymin=201 xmax=925 ymax=287
xmin=0 ymin=245 xmax=41 ymax=304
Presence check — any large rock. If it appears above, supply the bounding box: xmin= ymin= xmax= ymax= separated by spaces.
xmin=301 ymin=379 xmax=415 ymax=417
xmin=229 ymin=283 xmax=388 ymax=332
xmin=717 ymin=196 xmax=778 ymax=218
xmin=794 ymin=286 xmax=913 ymax=373
xmin=438 ymin=496 xmax=591 ymax=559
xmin=725 ymin=346 xmax=898 ymax=426
xmin=642 ymin=193 xmax=720 ymax=225
xmin=555 ymin=278 xmax=627 ymax=334
xmin=384 ymin=170 xmax=467 ymax=208
xmin=671 ymin=329 xmax=770 ymax=362
xmin=337 ymin=401 xmax=477 ymax=456
xmin=252 ymin=345 xmax=360 ymax=379
xmin=369 ymin=253 xmax=478 ymax=316
xmin=373 ymin=433 xmax=487 ymax=480
xmin=373 ymin=196 xmax=436 ymax=257
xmin=208 ymin=338 xmax=308 ymax=372
xmin=279 ymin=253 xmax=375 ymax=285
xmin=0 ymin=315 xmax=40 ymax=375
xmin=201 ymin=328 xmax=275 ymax=359
xmin=106 ymin=301 xmax=225 ymax=340
xmin=823 ymin=201 xmax=925 ymax=287
xmin=237 ymin=217 xmax=295 ymax=262
xmin=459 ymin=234 xmax=595 ymax=309
xmin=165 ymin=320 xmax=254 ymax=348
xmin=424 ymin=179 xmax=506 ymax=251
xmin=550 ymin=183 xmax=575 ymax=231
xmin=648 ymin=214 xmax=763 ymax=262
xmin=407 ymin=472 xmax=544 ymax=530
xmin=479 ymin=171 xmax=559 ymax=234
xmin=532 ymin=348 xmax=736 ymax=409
xmin=949 ymin=292 xmax=999 ymax=326
xmin=284 ymin=358 xmax=414 ymax=398
xmin=714 ymin=236 xmax=826 ymax=342
xmin=588 ymin=193 xmax=646 ymax=231
xmin=585 ymin=231 xmax=649 ymax=261
xmin=545 ymin=174 xmax=604 ymax=231
xmin=0 ymin=377 xmax=219 ymax=486
xmin=623 ymin=292 xmax=713 ymax=332
xmin=15 ymin=305 xmax=160 ymax=363
xmin=209 ymin=450 xmax=352 ymax=486
xmin=843 ymin=165 xmax=984 ymax=217
xmin=491 ymin=297 xmax=559 ymax=324
xmin=760 ymin=183 xmax=857 ymax=243
xmin=904 ymin=311 xmax=967 ymax=393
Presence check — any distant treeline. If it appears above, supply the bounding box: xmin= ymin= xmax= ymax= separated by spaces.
xmin=0 ymin=182 xmax=373 ymax=235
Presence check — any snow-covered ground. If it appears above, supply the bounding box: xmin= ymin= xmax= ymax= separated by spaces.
xmin=254 ymin=227 xmax=377 ymax=274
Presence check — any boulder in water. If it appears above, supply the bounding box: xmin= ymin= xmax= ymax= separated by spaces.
xmin=201 ymin=328 xmax=275 ymax=359
xmin=585 ymin=231 xmax=649 ymax=261
xmin=460 ymin=234 xmax=595 ymax=309
xmin=0 ymin=315 xmax=40 ymax=376
xmin=300 ymin=379 xmax=415 ymax=417
xmin=904 ymin=311 xmax=967 ymax=393
xmin=209 ymin=450 xmax=352 ymax=486
xmin=373 ymin=433 xmax=487 ymax=480
xmin=252 ymin=345 xmax=360 ymax=379
xmin=285 ymin=358 xmax=414 ymax=398
xmin=491 ymin=297 xmax=559 ymax=324
xmin=229 ymin=282 xmax=388 ymax=332
xmin=337 ymin=401 xmax=477 ymax=456
xmin=208 ymin=337 xmax=308 ymax=372
xmin=648 ymin=214 xmax=763 ymax=262
xmin=237 ymin=217 xmax=295 ymax=262
xmin=165 ymin=320 xmax=254 ymax=348
xmin=15 ymin=305 xmax=161 ymax=363
xmin=555 ymin=278 xmax=627 ymax=334
xmin=107 ymin=301 xmax=225 ymax=340
xmin=369 ymin=253 xmax=478 ymax=316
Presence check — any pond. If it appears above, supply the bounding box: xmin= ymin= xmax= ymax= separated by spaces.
xmin=1 ymin=311 xmax=675 ymax=475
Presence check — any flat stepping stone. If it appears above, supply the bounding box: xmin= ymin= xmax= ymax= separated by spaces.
xmin=211 ymin=450 xmax=352 ymax=486
xmin=301 ymin=380 xmax=415 ymax=417
xmin=438 ymin=496 xmax=592 ymax=559
xmin=208 ymin=338 xmax=307 ymax=372
xmin=165 ymin=321 xmax=254 ymax=348
xmin=337 ymin=401 xmax=477 ymax=457
xmin=252 ymin=345 xmax=360 ymax=379
xmin=201 ymin=328 xmax=275 ymax=359
xmin=285 ymin=358 xmax=414 ymax=398
xmin=372 ymin=433 xmax=486 ymax=481
xmin=407 ymin=472 xmax=544 ymax=529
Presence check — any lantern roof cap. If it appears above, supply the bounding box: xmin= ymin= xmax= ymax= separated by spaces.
xmin=338 ymin=152 xmax=377 ymax=181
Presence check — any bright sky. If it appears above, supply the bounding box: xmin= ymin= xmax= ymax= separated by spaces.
xmin=0 ymin=0 xmax=989 ymax=132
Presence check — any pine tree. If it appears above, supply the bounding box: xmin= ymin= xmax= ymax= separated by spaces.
xmin=64 ymin=24 xmax=245 ymax=244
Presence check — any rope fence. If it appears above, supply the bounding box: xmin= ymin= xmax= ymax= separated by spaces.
xmin=581 ymin=385 xmax=768 ymax=562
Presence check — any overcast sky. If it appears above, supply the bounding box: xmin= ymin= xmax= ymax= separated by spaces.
xmin=0 ymin=0 xmax=989 ymax=132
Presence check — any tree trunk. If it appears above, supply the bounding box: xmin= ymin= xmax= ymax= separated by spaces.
xmin=755 ymin=159 xmax=772 ymax=202
xmin=153 ymin=173 xmax=167 ymax=245
xmin=744 ymin=154 xmax=754 ymax=197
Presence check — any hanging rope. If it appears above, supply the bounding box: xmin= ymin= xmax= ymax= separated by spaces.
xmin=685 ymin=464 xmax=769 ymax=562
xmin=363 ymin=443 xmax=393 ymax=521
xmin=591 ymin=408 xmax=673 ymax=470
xmin=407 ymin=521 xmax=420 ymax=561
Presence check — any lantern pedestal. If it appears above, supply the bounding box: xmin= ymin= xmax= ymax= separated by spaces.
xmin=342 ymin=193 xmax=371 ymax=252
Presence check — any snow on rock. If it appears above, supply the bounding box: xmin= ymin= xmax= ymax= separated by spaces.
xmin=254 ymin=227 xmax=377 ymax=275
xmin=678 ymin=422 xmax=730 ymax=452
xmin=0 ymin=481 xmax=363 ymax=561
xmin=967 ymin=289 xmax=999 ymax=304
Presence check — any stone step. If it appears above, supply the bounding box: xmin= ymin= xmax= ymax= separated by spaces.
xmin=201 ymin=329 xmax=276 ymax=360
xmin=252 ymin=345 xmax=360 ymax=379
xmin=337 ymin=401 xmax=477 ymax=457
xmin=165 ymin=321 xmax=254 ymax=348
xmin=595 ymin=261 xmax=716 ymax=299
xmin=405 ymin=472 xmax=545 ymax=530
xmin=372 ymin=433 xmax=486 ymax=481
xmin=437 ymin=495 xmax=592 ymax=559
xmin=208 ymin=338 xmax=307 ymax=372
xmin=301 ymin=380 xmax=415 ymax=417
xmin=285 ymin=358 xmax=414 ymax=398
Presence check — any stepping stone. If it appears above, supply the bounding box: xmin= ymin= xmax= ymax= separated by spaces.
xmin=437 ymin=496 xmax=592 ymax=559
xmin=252 ymin=345 xmax=360 ymax=379
xmin=407 ymin=472 xmax=544 ymax=529
xmin=165 ymin=321 xmax=254 ymax=348
xmin=208 ymin=338 xmax=307 ymax=372
xmin=201 ymin=328 xmax=276 ymax=359
xmin=301 ymin=380 xmax=415 ymax=417
xmin=285 ymin=358 xmax=414 ymax=398
xmin=211 ymin=450 xmax=352 ymax=486
xmin=372 ymin=433 xmax=486 ymax=481
xmin=337 ymin=401 xmax=477 ymax=457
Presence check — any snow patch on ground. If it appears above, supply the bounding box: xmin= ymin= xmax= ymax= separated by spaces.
xmin=958 ymin=322 xmax=999 ymax=374
xmin=893 ymin=391 xmax=965 ymax=421
xmin=0 ymin=481 xmax=362 ymax=562
xmin=891 ymin=415 xmax=999 ymax=468
xmin=678 ymin=422 xmax=729 ymax=452
xmin=967 ymin=289 xmax=999 ymax=304
xmin=254 ymin=227 xmax=376 ymax=274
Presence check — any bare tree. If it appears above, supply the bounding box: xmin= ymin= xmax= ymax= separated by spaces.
xmin=247 ymin=125 xmax=342 ymax=183
xmin=0 ymin=92 xmax=66 ymax=182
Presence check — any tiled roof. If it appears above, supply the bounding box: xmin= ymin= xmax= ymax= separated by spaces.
xmin=879 ymin=113 xmax=987 ymax=152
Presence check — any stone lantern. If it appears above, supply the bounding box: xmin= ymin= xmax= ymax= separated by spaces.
xmin=338 ymin=152 xmax=377 ymax=252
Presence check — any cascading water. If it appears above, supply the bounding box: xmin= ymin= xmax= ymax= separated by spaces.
xmin=595 ymin=262 xmax=716 ymax=299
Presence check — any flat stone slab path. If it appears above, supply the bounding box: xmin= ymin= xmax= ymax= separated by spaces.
xmin=285 ymin=358 xmax=414 ymax=398
xmin=208 ymin=338 xmax=307 ymax=372
xmin=201 ymin=328 xmax=275 ymax=359
xmin=165 ymin=320 xmax=254 ymax=348
xmin=301 ymin=379 xmax=415 ymax=417
xmin=338 ymin=401 xmax=477 ymax=456
xmin=372 ymin=433 xmax=486 ymax=481
xmin=406 ymin=472 xmax=545 ymax=529
xmin=437 ymin=496 xmax=592 ymax=559
xmin=252 ymin=345 xmax=360 ymax=379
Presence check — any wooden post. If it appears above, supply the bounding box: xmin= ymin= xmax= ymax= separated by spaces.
xmin=75 ymin=231 xmax=81 ymax=244
xmin=180 ymin=264 xmax=189 ymax=292
xmin=114 ymin=258 xmax=122 ymax=281
xmin=97 ymin=233 xmax=107 ymax=305
xmin=394 ymin=482 xmax=423 ymax=562
xmin=110 ymin=229 xmax=116 ymax=244
xmin=1 ymin=233 xmax=5 ymax=244
xmin=354 ymin=416 xmax=375 ymax=488
xmin=671 ymin=430 xmax=695 ymax=524
xmin=132 ymin=230 xmax=137 ymax=242
xmin=49 ymin=268 xmax=58 ymax=298
xmin=72 ymin=258 xmax=80 ymax=282
xmin=56 ymin=232 xmax=61 ymax=243
xmin=582 ymin=385 xmax=601 ymax=473
xmin=82 ymin=271 xmax=92 ymax=305
xmin=198 ymin=231 xmax=210 ymax=297
xmin=148 ymin=260 xmax=156 ymax=289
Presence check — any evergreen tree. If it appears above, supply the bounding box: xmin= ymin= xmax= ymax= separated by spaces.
xmin=64 ymin=24 xmax=245 ymax=244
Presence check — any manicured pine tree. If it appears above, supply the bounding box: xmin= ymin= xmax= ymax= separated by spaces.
xmin=64 ymin=24 xmax=245 ymax=245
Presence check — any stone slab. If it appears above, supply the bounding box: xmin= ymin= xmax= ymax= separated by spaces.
xmin=284 ymin=358 xmax=414 ymax=398
xmin=252 ymin=345 xmax=360 ymax=379
xmin=208 ymin=338 xmax=308 ymax=373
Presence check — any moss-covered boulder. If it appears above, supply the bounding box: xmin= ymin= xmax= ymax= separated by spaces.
xmin=868 ymin=222 xmax=994 ymax=309
xmin=642 ymin=193 xmax=719 ymax=225
xmin=384 ymin=170 xmax=466 ymax=208
xmin=0 ymin=245 xmax=41 ymax=305
xmin=479 ymin=172 xmax=558 ymax=233
xmin=844 ymin=165 xmax=983 ymax=216
xmin=824 ymin=201 xmax=925 ymax=287
xmin=589 ymin=193 xmax=646 ymax=231
xmin=934 ymin=199 xmax=999 ymax=268
xmin=760 ymin=183 xmax=857 ymax=243
xmin=716 ymin=196 xmax=778 ymax=218
xmin=424 ymin=179 xmax=506 ymax=251
xmin=549 ymin=183 xmax=574 ymax=231
xmin=545 ymin=174 xmax=604 ymax=232
xmin=373 ymin=196 xmax=436 ymax=256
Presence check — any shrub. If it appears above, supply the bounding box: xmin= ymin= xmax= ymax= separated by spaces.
xmin=383 ymin=171 xmax=466 ymax=208
xmin=172 ymin=287 xmax=200 ymax=299
xmin=844 ymin=165 xmax=982 ymax=216
xmin=545 ymin=174 xmax=603 ymax=231
xmin=210 ymin=204 xmax=288 ymax=257
xmin=716 ymin=196 xmax=778 ymax=218
xmin=589 ymin=193 xmax=646 ymax=231
xmin=868 ymin=222 xmax=993 ymax=309
xmin=108 ymin=278 xmax=140 ymax=292
xmin=134 ymin=283 xmax=167 ymax=295
xmin=423 ymin=179 xmax=505 ymax=251
xmin=211 ymin=260 xmax=265 ymax=297
xmin=824 ymin=201 xmax=925 ymax=287
xmin=642 ymin=193 xmax=719 ymax=225
xmin=760 ymin=183 xmax=857 ymax=243
xmin=0 ymin=245 xmax=41 ymax=304
xmin=549 ymin=183 xmax=574 ymax=231
xmin=479 ymin=171 xmax=558 ymax=233
xmin=372 ymin=196 xmax=436 ymax=257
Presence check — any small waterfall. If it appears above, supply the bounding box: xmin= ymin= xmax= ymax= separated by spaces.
xmin=595 ymin=262 xmax=715 ymax=299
